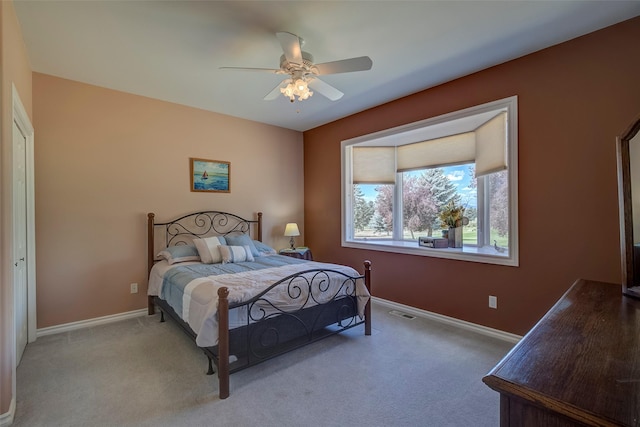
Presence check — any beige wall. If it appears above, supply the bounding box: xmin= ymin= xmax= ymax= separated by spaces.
xmin=33 ymin=73 xmax=303 ymax=328
xmin=1 ymin=0 xmax=32 ymax=417
xmin=304 ymin=16 xmax=640 ymax=337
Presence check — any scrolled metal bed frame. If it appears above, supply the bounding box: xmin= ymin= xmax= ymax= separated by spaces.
xmin=147 ymin=210 xmax=372 ymax=399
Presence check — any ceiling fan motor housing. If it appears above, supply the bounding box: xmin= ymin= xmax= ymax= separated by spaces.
xmin=279 ymin=52 xmax=317 ymax=76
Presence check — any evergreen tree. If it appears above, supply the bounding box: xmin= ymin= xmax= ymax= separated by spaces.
xmin=418 ymin=168 xmax=460 ymax=234
xmin=353 ymin=185 xmax=375 ymax=232
xmin=373 ymin=213 xmax=390 ymax=235
xmin=421 ymin=168 xmax=460 ymax=207
xmin=373 ymin=185 xmax=393 ymax=235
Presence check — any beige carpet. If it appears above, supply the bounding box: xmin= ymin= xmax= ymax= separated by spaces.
xmin=13 ymin=303 xmax=513 ymax=427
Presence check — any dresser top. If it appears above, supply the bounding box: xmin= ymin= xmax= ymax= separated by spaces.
xmin=483 ymin=279 xmax=640 ymax=426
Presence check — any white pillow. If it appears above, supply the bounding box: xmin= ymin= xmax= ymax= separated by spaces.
xmin=193 ymin=236 xmax=226 ymax=264
xmin=218 ymin=245 xmax=255 ymax=264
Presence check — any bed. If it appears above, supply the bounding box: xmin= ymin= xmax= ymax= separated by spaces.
xmin=147 ymin=210 xmax=372 ymax=399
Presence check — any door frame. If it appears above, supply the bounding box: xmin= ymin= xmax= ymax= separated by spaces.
xmin=12 ymin=84 xmax=35 ymax=344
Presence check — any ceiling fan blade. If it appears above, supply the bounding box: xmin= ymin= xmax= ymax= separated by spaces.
xmin=219 ymin=66 xmax=282 ymax=74
xmin=264 ymin=80 xmax=288 ymax=101
xmin=308 ymin=78 xmax=343 ymax=101
xmin=276 ymin=31 xmax=303 ymax=65
xmin=314 ymin=56 xmax=373 ymax=75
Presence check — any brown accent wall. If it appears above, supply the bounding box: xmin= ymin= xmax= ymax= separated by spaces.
xmin=304 ymin=17 xmax=640 ymax=336
xmin=0 ymin=0 xmax=32 ymax=416
xmin=33 ymin=73 xmax=303 ymax=328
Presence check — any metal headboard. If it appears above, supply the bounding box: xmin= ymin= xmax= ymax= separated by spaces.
xmin=147 ymin=211 xmax=263 ymax=276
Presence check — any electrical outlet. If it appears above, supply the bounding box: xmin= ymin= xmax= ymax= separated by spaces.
xmin=130 ymin=283 xmax=138 ymax=294
xmin=489 ymin=295 xmax=497 ymax=309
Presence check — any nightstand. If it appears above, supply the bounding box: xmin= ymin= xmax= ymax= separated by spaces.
xmin=279 ymin=247 xmax=313 ymax=261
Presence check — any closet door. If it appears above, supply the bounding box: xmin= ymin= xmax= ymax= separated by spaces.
xmin=13 ymin=118 xmax=28 ymax=364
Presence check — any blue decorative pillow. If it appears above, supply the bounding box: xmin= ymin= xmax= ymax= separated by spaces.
xmin=253 ymin=240 xmax=277 ymax=255
xmin=225 ymin=234 xmax=260 ymax=257
xmin=218 ymin=245 xmax=255 ymax=264
xmin=157 ymin=245 xmax=200 ymax=265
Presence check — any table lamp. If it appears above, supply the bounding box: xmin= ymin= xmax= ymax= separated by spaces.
xmin=284 ymin=223 xmax=300 ymax=249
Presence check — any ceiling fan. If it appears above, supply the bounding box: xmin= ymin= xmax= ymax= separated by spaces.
xmin=220 ymin=32 xmax=373 ymax=102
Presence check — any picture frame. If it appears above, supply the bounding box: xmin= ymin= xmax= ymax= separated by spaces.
xmin=190 ymin=158 xmax=230 ymax=193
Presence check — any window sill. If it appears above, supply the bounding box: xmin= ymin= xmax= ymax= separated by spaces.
xmin=343 ymin=239 xmax=518 ymax=267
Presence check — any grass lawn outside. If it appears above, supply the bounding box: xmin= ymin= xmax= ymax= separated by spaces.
xmin=354 ymin=223 xmax=509 ymax=248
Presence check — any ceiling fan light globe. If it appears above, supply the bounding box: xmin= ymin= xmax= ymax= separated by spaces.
xmin=279 ymin=77 xmax=313 ymax=102
xmin=280 ymin=83 xmax=295 ymax=98
xmin=299 ymin=90 xmax=313 ymax=101
xmin=294 ymin=78 xmax=307 ymax=91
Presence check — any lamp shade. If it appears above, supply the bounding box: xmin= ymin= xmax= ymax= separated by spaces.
xmin=284 ymin=223 xmax=300 ymax=237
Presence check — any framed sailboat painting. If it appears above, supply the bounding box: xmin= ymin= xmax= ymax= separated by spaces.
xmin=190 ymin=158 xmax=230 ymax=193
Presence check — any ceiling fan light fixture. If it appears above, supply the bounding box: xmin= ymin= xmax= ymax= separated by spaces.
xmin=280 ymin=77 xmax=313 ymax=102
xmin=224 ymin=32 xmax=371 ymax=102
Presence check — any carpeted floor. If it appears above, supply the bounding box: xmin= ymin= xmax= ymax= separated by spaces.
xmin=14 ymin=303 xmax=513 ymax=427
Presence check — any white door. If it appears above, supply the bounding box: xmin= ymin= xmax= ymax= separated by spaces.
xmin=13 ymin=119 xmax=28 ymax=364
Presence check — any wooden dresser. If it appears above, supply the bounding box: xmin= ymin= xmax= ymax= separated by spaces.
xmin=483 ymin=279 xmax=640 ymax=426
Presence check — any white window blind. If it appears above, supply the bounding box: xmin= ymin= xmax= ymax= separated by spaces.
xmin=475 ymin=112 xmax=507 ymax=177
xmin=397 ymin=132 xmax=476 ymax=172
xmin=352 ymin=110 xmax=507 ymax=179
xmin=352 ymin=146 xmax=396 ymax=184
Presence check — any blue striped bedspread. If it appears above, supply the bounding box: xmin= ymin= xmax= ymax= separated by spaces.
xmin=153 ymin=255 xmax=369 ymax=347
xmin=161 ymin=255 xmax=309 ymax=317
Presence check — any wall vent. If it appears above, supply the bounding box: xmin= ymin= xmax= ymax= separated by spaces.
xmin=389 ymin=310 xmax=416 ymax=320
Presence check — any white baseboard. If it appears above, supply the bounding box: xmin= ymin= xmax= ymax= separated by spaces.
xmin=37 ymin=308 xmax=148 ymax=338
xmin=33 ymin=300 xmax=520 ymax=344
xmin=0 ymin=398 xmax=15 ymax=427
xmin=372 ymin=297 xmax=522 ymax=344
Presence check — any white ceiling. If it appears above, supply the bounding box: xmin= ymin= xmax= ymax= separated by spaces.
xmin=14 ymin=1 xmax=640 ymax=132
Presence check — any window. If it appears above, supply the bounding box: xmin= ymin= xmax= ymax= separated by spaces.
xmin=341 ymin=96 xmax=518 ymax=266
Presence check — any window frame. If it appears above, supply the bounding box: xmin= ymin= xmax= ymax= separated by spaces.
xmin=341 ymin=96 xmax=518 ymax=267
